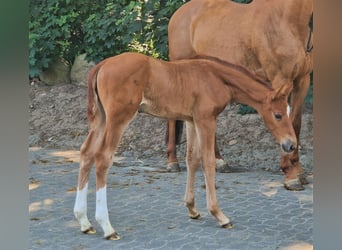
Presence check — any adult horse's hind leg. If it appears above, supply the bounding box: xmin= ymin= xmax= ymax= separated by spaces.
xmin=167 ymin=121 xmax=230 ymax=173
xmin=166 ymin=120 xmax=181 ymax=172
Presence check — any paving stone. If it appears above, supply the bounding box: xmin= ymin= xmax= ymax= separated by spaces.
xmin=29 ymin=148 xmax=313 ymax=249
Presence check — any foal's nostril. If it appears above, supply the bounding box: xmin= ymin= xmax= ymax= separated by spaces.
xmin=281 ymin=140 xmax=296 ymax=153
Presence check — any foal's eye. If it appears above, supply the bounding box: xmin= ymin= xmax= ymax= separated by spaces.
xmin=274 ymin=113 xmax=282 ymax=121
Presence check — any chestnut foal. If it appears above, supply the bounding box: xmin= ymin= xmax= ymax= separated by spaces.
xmin=74 ymin=52 xmax=296 ymax=240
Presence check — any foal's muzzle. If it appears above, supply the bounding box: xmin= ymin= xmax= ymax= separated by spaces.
xmin=281 ymin=139 xmax=297 ymax=153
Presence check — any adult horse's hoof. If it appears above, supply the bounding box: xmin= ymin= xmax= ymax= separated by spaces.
xmin=82 ymin=227 xmax=96 ymax=235
xmin=167 ymin=162 xmax=181 ymax=172
xmin=222 ymin=222 xmax=233 ymax=229
xmin=299 ymin=173 xmax=309 ymax=185
xmin=105 ymin=232 xmax=121 ymax=240
xmin=284 ymin=178 xmax=305 ymax=191
xmin=216 ymin=159 xmax=231 ymax=173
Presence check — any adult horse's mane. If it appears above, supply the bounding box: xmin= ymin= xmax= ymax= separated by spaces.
xmin=191 ymin=54 xmax=273 ymax=90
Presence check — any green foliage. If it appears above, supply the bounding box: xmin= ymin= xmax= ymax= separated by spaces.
xmin=29 ymin=0 xmax=92 ymax=76
xmin=29 ymin=0 xmax=188 ymax=77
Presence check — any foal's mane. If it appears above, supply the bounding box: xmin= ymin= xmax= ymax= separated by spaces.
xmin=192 ymin=55 xmax=273 ymax=90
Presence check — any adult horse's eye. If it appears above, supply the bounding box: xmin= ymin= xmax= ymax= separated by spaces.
xmin=274 ymin=113 xmax=282 ymax=121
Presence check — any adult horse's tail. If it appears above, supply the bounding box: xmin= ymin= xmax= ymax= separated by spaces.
xmin=87 ymin=61 xmax=107 ymax=129
xmin=165 ymin=120 xmax=184 ymax=145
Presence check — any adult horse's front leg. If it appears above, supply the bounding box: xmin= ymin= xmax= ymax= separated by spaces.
xmin=282 ymin=74 xmax=311 ymax=190
xmin=166 ymin=119 xmax=181 ymax=172
xmin=184 ymin=121 xmax=201 ymax=219
xmin=195 ymin=119 xmax=232 ymax=228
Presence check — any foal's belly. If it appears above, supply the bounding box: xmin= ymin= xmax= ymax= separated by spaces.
xmin=138 ymin=98 xmax=193 ymax=121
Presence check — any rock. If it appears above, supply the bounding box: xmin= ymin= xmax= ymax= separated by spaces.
xmin=40 ymin=58 xmax=71 ymax=85
xmin=228 ymin=139 xmax=237 ymax=145
xmin=70 ymin=54 xmax=95 ymax=86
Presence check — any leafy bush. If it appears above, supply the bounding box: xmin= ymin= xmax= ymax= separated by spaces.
xmin=29 ymin=0 xmax=187 ymax=77
xmin=29 ymin=0 xmax=93 ymax=77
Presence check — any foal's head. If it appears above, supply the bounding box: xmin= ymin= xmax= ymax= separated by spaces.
xmin=259 ymin=84 xmax=297 ymax=154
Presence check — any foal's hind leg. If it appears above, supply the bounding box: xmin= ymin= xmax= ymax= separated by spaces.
xmin=94 ymin=110 xmax=137 ymax=240
xmin=74 ymin=130 xmax=99 ymax=234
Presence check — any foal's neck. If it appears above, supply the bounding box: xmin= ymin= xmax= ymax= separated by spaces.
xmin=217 ymin=64 xmax=272 ymax=111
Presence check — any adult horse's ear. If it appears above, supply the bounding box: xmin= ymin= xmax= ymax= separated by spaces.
xmin=272 ymin=84 xmax=293 ymax=101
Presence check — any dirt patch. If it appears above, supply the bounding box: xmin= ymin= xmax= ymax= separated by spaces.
xmin=29 ymin=83 xmax=313 ymax=172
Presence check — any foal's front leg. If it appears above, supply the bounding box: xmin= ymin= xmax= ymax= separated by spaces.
xmin=195 ymin=119 xmax=232 ymax=228
xmin=184 ymin=122 xmax=201 ymax=219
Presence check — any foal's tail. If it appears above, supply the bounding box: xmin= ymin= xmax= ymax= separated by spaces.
xmin=87 ymin=60 xmax=107 ymax=129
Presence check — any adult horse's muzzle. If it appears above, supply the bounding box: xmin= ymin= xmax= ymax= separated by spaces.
xmin=281 ymin=139 xmax=297 ymax=153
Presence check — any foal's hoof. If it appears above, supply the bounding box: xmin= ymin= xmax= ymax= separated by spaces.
xmin=105 ymin=232 xmax=121 ymax=241
xmin=167 ymin=162 xmax=181 ymax=172
xmin=215 ymin=159 xmax=231 ymax=173
xmin=82 ymin=227 xmax=96 ymax=235
xmin=284 ymin=178 xmax=305 ymax=191
xmin=222 ymin=222 xmax=233 ymax=229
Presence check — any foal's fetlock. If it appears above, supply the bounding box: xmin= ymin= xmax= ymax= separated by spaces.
xmin=188 ymin=210 xmax=200 ymax=219
xmin=185 ymin=202 xmax=200 ymax=219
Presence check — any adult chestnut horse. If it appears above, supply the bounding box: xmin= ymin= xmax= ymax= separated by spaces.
xmin=167 ymin=0 xmax=313 ymax=191
xmin=74 ymin=52 xmax=296 ymax=240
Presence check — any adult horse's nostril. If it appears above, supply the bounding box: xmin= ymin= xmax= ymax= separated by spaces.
xmin=281 ymin=140 xmax=296 ymax=153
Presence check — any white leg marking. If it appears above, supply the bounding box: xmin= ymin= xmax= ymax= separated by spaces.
xmin=74 ymin=183 xmax=92 ymax=231
xmin=287 ymin=104 xmax=291 ymax=117
xmin=95 ymin=186 xmax=115 ymax=237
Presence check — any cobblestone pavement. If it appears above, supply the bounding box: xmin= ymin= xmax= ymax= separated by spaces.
xmin=29 ymin=148 xmax=313 ymax=250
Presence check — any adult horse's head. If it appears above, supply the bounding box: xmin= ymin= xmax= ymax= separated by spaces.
xmin=260 ymin=84 xmax=297 ymax=154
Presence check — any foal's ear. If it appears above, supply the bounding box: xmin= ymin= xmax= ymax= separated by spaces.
xmin=272 ymin=84 xmax=293 ymax=101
